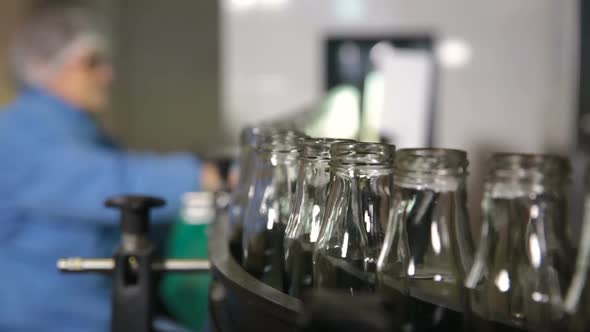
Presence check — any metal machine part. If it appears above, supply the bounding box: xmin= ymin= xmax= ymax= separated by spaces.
xmin=57 ymin=257 xmax=210 ymax=273
xmin=208 ymin=210 xmax=303 ymax=332
xmin=57 ymin=195 xmax=210 ymax=332
xmin=208 ymin=210 xmax=396 ymax=332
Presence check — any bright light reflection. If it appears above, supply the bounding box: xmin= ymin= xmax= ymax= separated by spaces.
xmin=436 ymin=38 xmax=472 ymax=69
xmin=529 ymin=233 xmax=542 ymax=268
xmin=495 ymin=270 xmax=511 ymax=293
xmin=341 ymin=231 xmax=349 ymax=258
xmin=530 ymin=205 xmax=540 ymax=219
xmin=365 ymin=206 xmax=372 ymax=233
xmin=407 ymin=259 xmax=416 ymax=276
xmin=532 ymin=291 xmax=549 ymax=303
xmin=267 ymin=209 xmax=276 ymax=230
xmin=310 ymin=205 xmax=321 ymax=242
xmin=431 ymin=221 xmax=442 ymax=254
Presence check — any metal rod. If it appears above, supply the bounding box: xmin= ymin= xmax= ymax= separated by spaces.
xmin=152 ymin=259 xmax=210 ymax=272
xmin=57 ymin=257 xmax=115 ymax=273
xmin=57 ymin=257 xmax=210 ymax=273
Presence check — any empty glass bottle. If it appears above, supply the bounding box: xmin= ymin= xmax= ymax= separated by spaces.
xmin=283 ymin=137 xmax=353 ymax=297
xmin=228 ymin=127 xmax=261 ymax=260
xmin=466 ymin=153 xmax=573 ymax=331
xmin=313 ymin=141 xmax=395 ymax=295
xmin=230 ymin=127 xmax=301 ymax=261
xmin=564 ymin=167 xmax=590 ymax=332
xmin=377 ymin=148 xmax=473 ymax=331
xmin=241 ymin=132 xmax=300 ymax=290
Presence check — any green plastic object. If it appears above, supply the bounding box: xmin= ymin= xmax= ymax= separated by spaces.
xmin=160 ymin=193 xmax=213 ymax=332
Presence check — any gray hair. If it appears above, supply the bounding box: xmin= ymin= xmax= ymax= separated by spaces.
xmin=9 ymin=1 xmax=108 ymax=88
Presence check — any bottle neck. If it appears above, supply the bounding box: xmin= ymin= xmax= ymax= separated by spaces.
xmin=395 ymin=148 xmax=468 ymax=193
xmin=486 ymin=153 xmax=570 ymax=197
xmin=395 ymin=172 xmax=466 ymax=193
xmin=257 ymin=149 xmax=299 ymax=167
xmin=330 ymin=142 xmax=395 ymax=175
xmin=332 ymin=164 xmax=394 ymax=178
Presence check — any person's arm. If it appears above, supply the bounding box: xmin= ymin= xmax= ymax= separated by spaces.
xmin=10 ymin=142 xmax=206 ymax=224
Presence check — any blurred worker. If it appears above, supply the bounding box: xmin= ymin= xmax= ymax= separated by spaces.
xmin=0 ymin=1 xmax=221 ymax=331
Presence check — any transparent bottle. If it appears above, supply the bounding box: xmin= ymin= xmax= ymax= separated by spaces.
xmin=228 ymin=127 xmax=261 ymax=260
xmin=564 ymin=167 xmax=590 ymax=332
xmin=241 ymin=132 xmax=300 ymax=290
xmin=376 ymin=148 xmax=473 ymax=331
xmin=230 ymin=127 xmax=301 ymax=261
xmin=283 ymin=137 xmax=353 ymax=297
xmin=466 ymin=153 xmax=573 ymax=331
xmin=313 ymin=142 xmax=395 ymax=295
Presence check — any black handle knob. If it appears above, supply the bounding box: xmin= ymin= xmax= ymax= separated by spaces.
xmin=105 ymin=195 xmax=166 ymax=235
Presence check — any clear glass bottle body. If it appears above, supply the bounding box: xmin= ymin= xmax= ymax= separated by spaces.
xmin=377 ymin=148 xmax=473 ymax=330
xmin=283 ymin=138 xmax=352 ymax=297
xmin=564 ymin=167 xmax=590 ymax=332
xmin=230 ymin=127 xmax=300 ymax=260
xmin=466 ymin=154 xmax=573 ymax=331
xmin=313 ymin=142 xmax=395 ymax=295
xmin=241 ymin=134 xmax=300 ymax=290
xmin=228 ymin=127 xmax=261 ymax=259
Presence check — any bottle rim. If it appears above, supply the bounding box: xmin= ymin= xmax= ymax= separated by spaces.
xmin=254 ymin=130 xmax=305 ymax=155
xmin=395 ymin=148 xmax=468 ymax=177
xmin=330 ymin=142 xmax=395 ymax=168
xmin=241 ymin=126 xmax=306 ymax=149
xmin=301 ymin=137 xmax=356 ymax=160
xmin=487 ymin=153 xmax=571 ymax=181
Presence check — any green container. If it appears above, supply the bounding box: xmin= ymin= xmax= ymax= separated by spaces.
xmin=160 ymin=192 xmax=214 ymax=332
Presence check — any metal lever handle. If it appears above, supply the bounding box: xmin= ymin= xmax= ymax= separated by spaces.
xmin=57 ymin=257 xmax=210 ymax=273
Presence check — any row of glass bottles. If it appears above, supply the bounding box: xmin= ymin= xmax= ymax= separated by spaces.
xmin=231 ymin=126 xmax=583 ymax=332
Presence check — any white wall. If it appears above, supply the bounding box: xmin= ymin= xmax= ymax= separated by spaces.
xmin=221 ymin=0 xmax=579 ymax=229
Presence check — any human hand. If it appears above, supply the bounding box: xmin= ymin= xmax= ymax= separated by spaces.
xmin=201 ymin=162 xmax=223 ymax=192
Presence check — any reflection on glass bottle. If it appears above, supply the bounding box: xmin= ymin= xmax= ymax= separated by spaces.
xmin=284 ymin=138 xmax=353 ymax=298
xmin=377 ymin=148 xmax=473 ymax=331
xmin=466 ymin=154 xmax=573 ymax=332
xmin=564 ymin=166 xmax=590 ymax=332
xmin=229 ymin=127 xmax=261 ymax=261
xmin=313 ymin=142 xmax=395 ymax=295
xmin=241 ymin=133 xmax=300 ymax=290
xmin=230 ymin=127 xmax=292 ymax=261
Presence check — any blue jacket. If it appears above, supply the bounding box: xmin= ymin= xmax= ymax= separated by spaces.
xmin=0 ymin=89 xmax=201 ymax=331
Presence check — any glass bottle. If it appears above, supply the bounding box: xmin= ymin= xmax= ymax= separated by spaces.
xmin=241 ymin=132 xmax=300 ymax=290
xmin=230 ymin=127 xmax=301 ymax=261
xmin=376 ymin=148 xmax=473 ymax=331
xmin=313 ymin=141 xmax=395 ymax=295
xmin=283 ymin=137 xmax=353 ymax=298
xmin=465 ymin=153 xmax=573 ymax=332
xmin=228 ymin=126 xmax=260 ymax=260
xmin=564 ymin=167 xmax=590 ymax=332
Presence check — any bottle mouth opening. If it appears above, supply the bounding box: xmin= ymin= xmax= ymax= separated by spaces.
xmin=254 ymin=130 xmax=306 ymax=154
xmin=301 ymin=138 xmax=355 ymax=160
xmin=488 ymin=153 xmax=571 ymax=181
xmin=257 ymin=143 xmax=299 ymax=155
xmin=395 ymin=148 xmax=468 ymax=176
xmin=241 ymin=126 xmax=306 ymax=149
xmin=330 ymin=142 xmax=395 ymax=168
